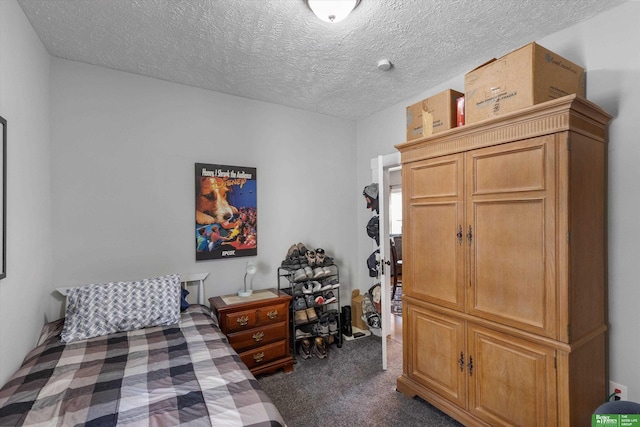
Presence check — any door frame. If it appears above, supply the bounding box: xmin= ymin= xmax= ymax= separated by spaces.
xmin=370 ymin=152 xmax=401 ymax=370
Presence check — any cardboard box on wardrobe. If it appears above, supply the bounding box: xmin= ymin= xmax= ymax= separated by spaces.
xmin=406 ymin=89 xmax=464 ymax=141
xmin=464 ymin=42 xmax=586 ymax=124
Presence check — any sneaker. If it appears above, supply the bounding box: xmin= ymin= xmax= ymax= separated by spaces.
xmin=315 ymin=295 xmax=325 ymax=305
xmin=313 ymin=337 xmax=327 ymax=359
xmin=323 ymin=290 xmax=337 ymax=304
xmin=318 ymin=314 xmax=330 ymax=336
xmin=293 ymin=268 xmax=307 ymax=282
xmin=305 ymin=250 xmax=316 ymax=267
xmin=311 ymin=281 xmax=322 ymax=293
xmin=306 ymin=307 xmax=318 ymax=322
xmin=300 ymin=338 xmax=313 ymax=359
xmin=319 ymin=280 xmax=333 ymax=291
xmin=302 ymin=282 xmax=313 ymax=294
xmin=322 ymin=256 xmax=335 ymax=266
xmin=292 ymin=282 xmax=304 ymax=295
xmin=304 ymin=266 xmax=314 ymax=279
xmin=286 ymin=244 xmax=299 ymax=259
xmin=324 ymin=265 xmax=338 ymax=277
xmin=305 ymin=294 xmax=315 ymax=308
xmin=297 ymin=243 xmax=308 ymax=257
xmin=295 ymin=328 xmax=312 ymax=339
xmin=313 ymin=267 xmax=325 ymax=279
xmin=328 ymin=312 xmax=338 ymax=334
xmin=293 ymin=296 xmax=307 ymax=311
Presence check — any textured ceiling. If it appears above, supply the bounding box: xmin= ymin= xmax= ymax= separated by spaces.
xmin=18 ymin=0 xmax=625 ymax=120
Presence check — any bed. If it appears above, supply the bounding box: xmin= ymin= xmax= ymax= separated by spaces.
xmin=0 ymin=274 xmax=285 ymax=426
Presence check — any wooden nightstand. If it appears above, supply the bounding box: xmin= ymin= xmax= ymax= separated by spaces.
xmin=209 ymin=288 xmax=294 ymax=376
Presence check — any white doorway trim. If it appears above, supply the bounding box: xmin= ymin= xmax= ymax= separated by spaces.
xmin=370 ymin=152 xmax=401 ymax=370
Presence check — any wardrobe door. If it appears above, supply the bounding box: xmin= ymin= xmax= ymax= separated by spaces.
xmin=467 ymin=324 xmax=557 ymax=426
xmin=406 ymin=303 xmax=467 ymax=409
xmin=404 ymin=153 xmax=465 ymax=311
xmin=466 ymin=136 xmax=557 ymax=338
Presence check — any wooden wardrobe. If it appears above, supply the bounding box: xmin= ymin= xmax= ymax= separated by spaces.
xmin=395 ymin=95 xmax=611 ymax=426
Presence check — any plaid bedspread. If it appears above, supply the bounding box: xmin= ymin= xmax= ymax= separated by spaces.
xmin=0 ymin=305 xmax=285 ymax=426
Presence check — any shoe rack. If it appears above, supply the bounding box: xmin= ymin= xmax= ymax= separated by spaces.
xmin=277 ymin=266 xmax=343 ymax=360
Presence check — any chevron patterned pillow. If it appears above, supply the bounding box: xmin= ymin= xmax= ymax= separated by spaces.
xmin=61 ymin=274 xmax=182 ymax=343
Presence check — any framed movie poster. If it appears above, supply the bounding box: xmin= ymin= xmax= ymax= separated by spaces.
xmin=195 ymin=163 xmax=257 ymax=260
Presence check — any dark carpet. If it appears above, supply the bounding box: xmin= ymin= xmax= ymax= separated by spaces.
xmin=257 ymin=335 xmax=463 ymax=427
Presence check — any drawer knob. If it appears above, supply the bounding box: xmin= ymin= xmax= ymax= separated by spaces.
xmin=253 ymin=331 xmax=265 ymax=342
xmin=267 ymin=310 xmax=278 ymax=319
xmin=236 ymin=316 xmax=249 ymax=326
xmin=253 ymin=352 xmax=264 ymax=363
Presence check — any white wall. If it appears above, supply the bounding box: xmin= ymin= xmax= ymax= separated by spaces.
xmin=356 ymin=1 xmax=640 ymax=401
xmin=49 ymin=59 xmax=358 ymax=310
xmin=0 ymin=1 xmax=52 ymax=384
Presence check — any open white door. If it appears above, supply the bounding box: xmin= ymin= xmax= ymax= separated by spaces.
xmin=371 ymin=153 xmax=400 ymax=370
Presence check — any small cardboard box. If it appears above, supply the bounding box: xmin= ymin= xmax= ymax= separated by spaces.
xmin=406 ymin=89 xmax=464 ymax=141
xmin=464 ymin=42 xmax=585 ymax=124
xmin=351 ymin=289 xmax=368 ymax=331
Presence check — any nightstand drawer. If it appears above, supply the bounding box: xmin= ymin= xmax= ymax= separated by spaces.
xmin=228 ymin=321 xmax=287 ymax=352
xmin=239 ymin=339 xmax=289 ymax=370
xmin=257 ymin=302 xmax=288 ymax=324
xmin=224 ymin=309 xmax=258 ymax=332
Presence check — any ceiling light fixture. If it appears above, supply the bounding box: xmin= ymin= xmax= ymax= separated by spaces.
xmin=306 ymin=0 xmax=361 ymax=23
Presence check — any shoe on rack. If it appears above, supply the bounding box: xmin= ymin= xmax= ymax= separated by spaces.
xmin=313 ymin=267 xmax=325 ymax=279
xmin=286 ymin=244 xmax=299 ymax=260
xmin=328 ymin=311 xmax=339 ymax=334
xmin=323 ymin=290 xmax=337 ymax=305
xmin=304 ymin=266 xmax=314 ymax=279
xmin=305 ymin=250 xmax=316 ymax=267
xmin=292 ymin=282 xmax=305 ymax=295
xmin=322 ymin=256 xmax=335 ymax=266
xmin=323 ymin=265 xmax=338 ymax=277
xmin=314 ymin=295 xmax=325 ymax=305
xmin=297 ymin=243 xmax=308 ymax=257
xmin=319 ymin=280 xmax=333 ymax=292
xmin=295 ymin=309 xmax=308 ymax=324
xmin=306 ymin=307 xmax=318 ymax=322
xmin=293 ymin=268 xmax=307 ymax=282
xmin=300 ymin=338 xmax=313 ymax=359
xmin=311 ymin=280 xmax=322 ymax=293
xmin=302 ymin=282 xmax=313 ymax=294
xmin=293 ymin=296 xmax=307 ymax=311
xmin=318 ymin=314 xmax=330 ymax=336
xmin=304 ymin=294 xmax=315 ymax=308
xmin=313 ymin=337 xmax=328 ymax=359
xmin=295 ymin=328 xmax=313 ymax=339
xmin=315 ymin=248 xmax=325 ymax=266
